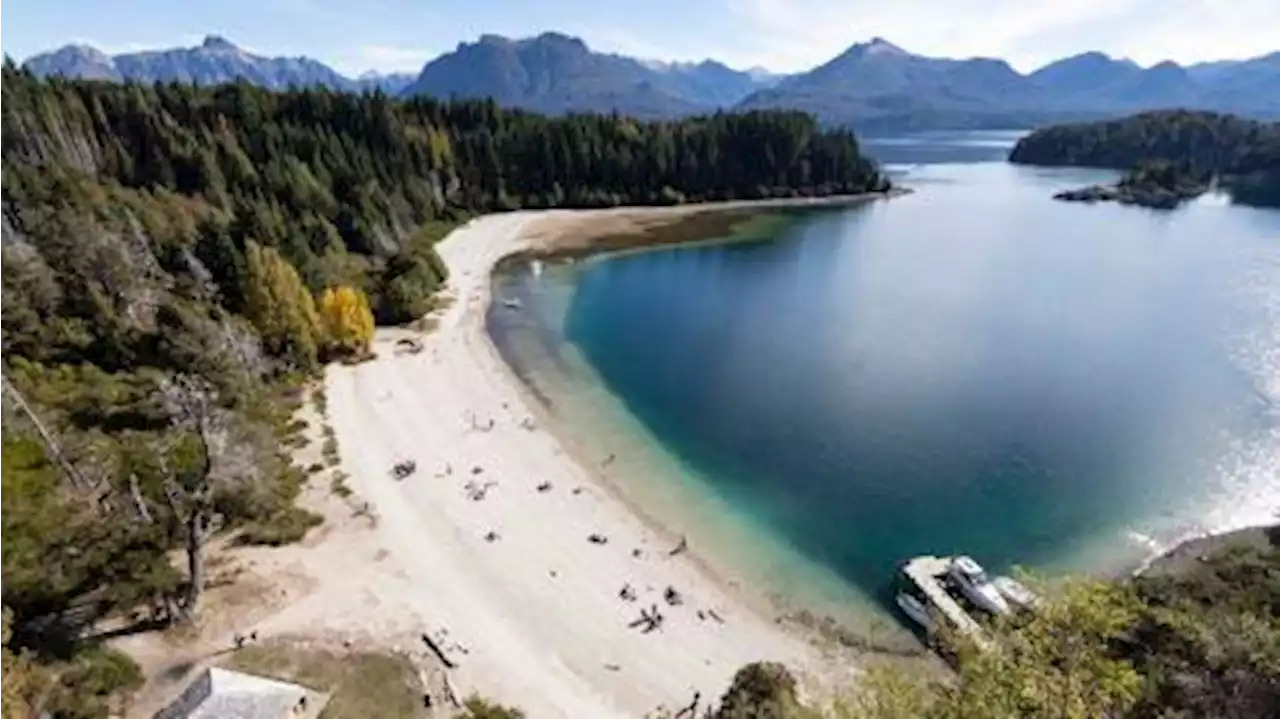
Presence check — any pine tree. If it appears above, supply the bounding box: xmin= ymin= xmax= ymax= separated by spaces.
xmin=243 ymin=241 xmax=320 ymax=370
xmin=317 ymin=285 xmax=375 ymax=359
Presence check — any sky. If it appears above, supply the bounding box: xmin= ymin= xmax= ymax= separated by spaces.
xmin=3 ymin=0 xmax=1278 ymax=76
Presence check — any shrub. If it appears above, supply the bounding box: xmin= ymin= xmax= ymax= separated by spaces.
xmin=237 ymin=507 xmax=323 ymax=546
xmin=713 ymin=662 xmax=805 ymax=719
xmin=42 ymin=645 xmax=143 ymax=719
xmin=330 ymin=473 xmax=353 ymax=498
xmin=457 ymin=695 xmax=525 ymax=719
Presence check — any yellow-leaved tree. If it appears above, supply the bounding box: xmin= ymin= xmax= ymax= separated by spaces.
xmin=317 ymin=285 xmax=375 ymax=359
xmin=244 ymin=241 xmax=321 ymax=371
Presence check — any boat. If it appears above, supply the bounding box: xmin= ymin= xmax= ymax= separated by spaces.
xmin=500 ymin=297 xmax=522 ymax=309
xmin=947 ymin=556 xmax=1011 ymax=616
xmin=992 ymin=575 xmax=1040 ymax=611
xmin=895 ymin=591 xmax=936 ymax=633
xmin=893 ymin=567 xmax=937 ymax=633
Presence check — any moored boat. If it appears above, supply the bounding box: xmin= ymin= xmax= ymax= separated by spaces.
xmin=992 ymin=575 xmax=1039 ymax=611
xmin=946 ymin=555 xmax=1011 ymax=616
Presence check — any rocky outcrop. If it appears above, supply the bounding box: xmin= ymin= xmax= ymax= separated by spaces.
xmin=1053 ymin=182 xmax=1203 ymax=210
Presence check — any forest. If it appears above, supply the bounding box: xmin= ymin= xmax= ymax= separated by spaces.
xmin=1008 ymin=110 xmax=1280 ymax=207
xmin=0 ymin=63 xmax=887 ymax=717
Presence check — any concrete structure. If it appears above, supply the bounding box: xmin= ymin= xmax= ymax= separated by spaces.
xmin=901 ymin=555 xmax=992 ymax=651
xmin=152 ymin=667 xmax=322 ymax=719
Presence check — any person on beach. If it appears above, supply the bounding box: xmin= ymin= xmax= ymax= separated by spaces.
xmin=670 ymin=535 xmax=688 ymax=556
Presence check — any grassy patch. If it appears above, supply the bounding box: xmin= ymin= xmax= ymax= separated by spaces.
xmin=330 ymin=472 xmax=353 ymax=499
xmin=225 ymin=641 xmax=424 ymax=719
xmin=236 ymin=506 xmax=323 ymax=546
xmin=458 ymin=695 xmax=526 ymax=718
xmin=312 ymin=386 xmax=329 ymax=418
xmin=321 ymin=434 xmax=341 ymax=467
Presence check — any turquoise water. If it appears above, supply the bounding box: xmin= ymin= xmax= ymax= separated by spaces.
xmin=490 ymin=143 xmax=1280 ymax=620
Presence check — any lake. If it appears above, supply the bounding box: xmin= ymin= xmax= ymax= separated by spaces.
xmin=489 ymin=134 xmax=1280 ymax=632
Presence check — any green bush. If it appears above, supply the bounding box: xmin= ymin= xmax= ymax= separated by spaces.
xmin=330 ymin=473 xmax=353 ymax=499
xmin=43 ymin=645 xmax=143 ymax=719
xmin=457 ymin=695 xmax=526 ymax=719
xmin=713 ymin=662 xmax=808 ymax=719
xmin=237 ymin=507 xmax=323 ymax=546
xmin=377 ymin=253 xmax=449 ymax=325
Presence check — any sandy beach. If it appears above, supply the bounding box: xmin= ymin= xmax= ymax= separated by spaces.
xmin=301 ymin=201 xmax=888 ymax=716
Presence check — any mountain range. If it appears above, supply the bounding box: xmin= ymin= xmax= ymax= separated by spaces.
xmin=21 ymin=33 xmax=1280 ymax=131
xmin=22 ymin=36 xmax=416 ymax=94
xmin=398 ymin=32 xmax=780 ymax=118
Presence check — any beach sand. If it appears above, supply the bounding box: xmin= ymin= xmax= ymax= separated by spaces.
xmin=303 ymin=201 xmax=888 ymax=717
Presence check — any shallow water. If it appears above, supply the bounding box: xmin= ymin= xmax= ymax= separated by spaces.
xmin=490 ymin=143 xmax=1280 ymax=628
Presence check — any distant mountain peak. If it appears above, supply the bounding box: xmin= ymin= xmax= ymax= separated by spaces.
xmin=201 ymin=35 xmax=240 ymax=52
xmin=861 ymin=37 xmax=909 ymax=57
xmin=528 ymin=32 xmax=589 ymax=51
xmin=55 ymin=43 xmax=113 ymax=62
xmin=402 ymin=31 xmax=774 ymax=117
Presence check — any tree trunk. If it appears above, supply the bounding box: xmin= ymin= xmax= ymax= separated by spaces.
xmin=185 ymin=509 xmax=206 ymax=614
xmin=129 ymin=473 xmax=153 ymax=524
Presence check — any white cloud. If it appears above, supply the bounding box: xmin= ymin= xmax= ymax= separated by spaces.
xmin=1114 ymin=0 xmax=1280 ymax=66
xmin=347 ymin=45 xmax=437 ymax=74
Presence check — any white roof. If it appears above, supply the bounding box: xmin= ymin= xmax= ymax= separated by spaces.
xmin=952 ymin=556 xmax=985 ymax=576
xmin=155 ymin=667 xmax=309 ymax=719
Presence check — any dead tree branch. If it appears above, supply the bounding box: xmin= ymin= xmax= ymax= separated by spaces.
xmin=157 ymin=374 xmax=227 ymax=618
xmin=2 ymin=374 xmax=92 ymax=490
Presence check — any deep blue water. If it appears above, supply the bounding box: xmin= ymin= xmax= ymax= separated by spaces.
xmin=494 ymin=143 xmax=1280 ymax=608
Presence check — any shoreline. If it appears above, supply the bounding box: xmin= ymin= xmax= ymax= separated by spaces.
xmin=310 ymin=192 xmax=904 ymax=717
xmin=482 ymin=190 xmax=912 ymax=631
xmin=500 ymin=188 xmax=909 ymax=264
xmin=1130 ymin=522 xmax=1279 ymax=579
xmin=484 ymin=198 xmax=933 ymax=653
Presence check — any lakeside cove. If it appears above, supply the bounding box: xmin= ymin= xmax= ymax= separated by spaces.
xmin=490 ymin=158 xmax=1280 ymax=654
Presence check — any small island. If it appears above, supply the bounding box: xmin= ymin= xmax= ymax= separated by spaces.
xmin=1053 ymin=159 xmax=1211 ymax=209
xmin=1011 ymin=110 xmax=1280 ymax=209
